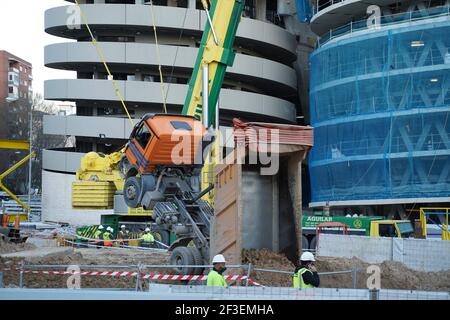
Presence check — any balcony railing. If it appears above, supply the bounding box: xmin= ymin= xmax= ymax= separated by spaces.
xmin=317 ymin=5 xmax=450 ymax=47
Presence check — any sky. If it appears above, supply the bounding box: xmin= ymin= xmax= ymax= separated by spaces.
xmin=0 ymin=0 xmax=76 ymax=98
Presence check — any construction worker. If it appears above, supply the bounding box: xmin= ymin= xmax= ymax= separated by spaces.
xmin=293 ymin=251 xmax=320 ymax=289
xmin=102 ymin=227 xmax=113 ymax=247
xmin=118 ymin=225 xmax=129 ymax=247
xmin=207 ymin=254 xmax=227 ymax=287
xmin=93 ymin=225 xmax=104 ymax=248
xmin=140 ymin=227 xmax=154 ymax=248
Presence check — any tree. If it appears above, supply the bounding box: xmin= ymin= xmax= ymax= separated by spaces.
xmin=29 ymin=93 xmax=68 ymax=192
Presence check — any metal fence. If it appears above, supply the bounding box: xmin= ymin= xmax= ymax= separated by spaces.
xmin=2 ymin=262 xmax=448 ymax=299
xmin=15 ymin=262 xmax=362 ymax=290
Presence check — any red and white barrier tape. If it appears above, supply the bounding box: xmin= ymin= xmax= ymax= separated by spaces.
xmin=17 ymin=269 xmax=263 ymax=286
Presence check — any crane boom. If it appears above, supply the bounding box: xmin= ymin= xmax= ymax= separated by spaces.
xmin=182 ymin=0 xmax=245 ymax=126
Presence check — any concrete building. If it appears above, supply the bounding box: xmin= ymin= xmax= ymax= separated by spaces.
xmin=42 ymin=0 xmax=312 ymax=224
xmin=304 ymin=0 xmax=450 ymax=218
xmin=0 ymin=50 xmax=33 ymax=194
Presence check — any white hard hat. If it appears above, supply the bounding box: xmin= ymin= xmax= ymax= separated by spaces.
xmin=121 ymin=225 xmax=126 ymax=229
xmin=106 ymin=227 xmax=111 ymax=231
xmin=212 ymin=254 xmax=226 ymax=264
xmin=110 ymin=228 xmax=114 ymax=232
xmin=145 ymin=227 xmax=151 ymax=232
xmin=98 ymin=225 xmax=104 ymax=230
xmin=300 ymin=251 xmax=316 ymax=262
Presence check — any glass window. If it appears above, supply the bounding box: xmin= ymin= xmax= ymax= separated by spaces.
xmin=378 ymin=224 xmax=396 ymax=237
xmin=397 ymin=222 xmax=414 ymax=237
xmin=171 ymin=121 xmax=192 ymax=131
xmin=135 ymin=124 xmax=152 ymax=150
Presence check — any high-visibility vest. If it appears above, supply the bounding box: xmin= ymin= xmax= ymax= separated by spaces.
xmin=293 ymin=268 xmax=315 ymax=289
xmin=206 ymin=270 xmax=227 ymax=287
xmin=94 ymin=230 xmax=102 ymax=239
xmin=141 ymin=233 xmax=154 ymax=243
xmin=103 ymin=232 xmax=111 ymax=241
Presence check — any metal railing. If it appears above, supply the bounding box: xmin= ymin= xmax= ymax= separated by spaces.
xmin=317 ymin=5 xmax=450 ymax=47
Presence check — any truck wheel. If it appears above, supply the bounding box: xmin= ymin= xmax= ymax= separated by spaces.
xmin=188 ymin=247 xmax=205 ymax=275
xmin=309 ymin=236 xmax=317 ymax=251
xmin=302 ymin=235 xmax=309 ymax=251
xmin=170 ymin=247 xmax=195 ymax=275
xmin=153 ymin=229 xmax=170 ymax=247
xmin=124 ymin=176 xmax=141 ymax=208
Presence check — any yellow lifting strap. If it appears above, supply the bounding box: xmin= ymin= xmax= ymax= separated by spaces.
xmin=148 ymin=1 xmax=168 ymax=113
xmin=74 ymin=0 xmax=168 ymax=116
xmin=74 ymin=0 xmax=134 ymax=128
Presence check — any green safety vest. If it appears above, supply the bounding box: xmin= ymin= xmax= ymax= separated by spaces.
xmin=102 ymin=232 xmax=111 ymax=241
xmin=94 ymin=230 xmax=102 ymax=239
xmin=141 ymin=233 xmax=154 ymax=242
xmin=206 ymin=270 xmax=227 ymax=287
xmin=293 ymin=268 xmax=315 ymax=289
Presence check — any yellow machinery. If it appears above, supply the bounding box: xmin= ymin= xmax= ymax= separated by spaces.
xmin=72 ymin=151 xmax=124 ymax=209
xmin=0 ymin=139 xmax=35 ymax=217
xmin=420 ymin=208 xmax=450 ymax=240
xmin=369 ymin=220 xmax=414 ymax=238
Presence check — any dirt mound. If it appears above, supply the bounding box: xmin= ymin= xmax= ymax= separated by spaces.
xmin=0 ymin=247 xmax=172 ymax=289
xmin=242 ymin=249 xmax=450 ymax=291
xmin=0 ymin=239 xmax=35 ymax=254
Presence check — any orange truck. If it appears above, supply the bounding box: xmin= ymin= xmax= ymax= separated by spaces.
xmin=120 ymin=113 xmax=212 ymax=209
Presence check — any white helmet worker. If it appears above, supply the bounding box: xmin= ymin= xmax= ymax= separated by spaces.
xmin=145 ymin=227 xmax=151 ymax=232
xmin=121 ymin=225 xmax=126 ymax=229
xmin=212 ymin=254 xmax=226 ymax=264
xmin=98 ymin=225 xmax=104 ymax=230
xmin=300 ymin=251 xmax=316 ymax=262
xmin=106 ymin=227 xmax=112 ymax=232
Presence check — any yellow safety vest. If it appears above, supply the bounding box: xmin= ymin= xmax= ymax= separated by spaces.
xmin=102 ymin=232 xmax=111 ymax=241
xmin=142 ymin=233 xmax=154 ymax=242
xmin=207 ymin=270 xmax=227 ymax=287
xmin=93 ymin=230 xmax=102 ymax=239
xmin=293 ymin=268 xmax=315 ymax=289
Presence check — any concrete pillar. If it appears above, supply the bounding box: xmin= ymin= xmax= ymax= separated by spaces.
xmin=188 ymin=0 xmax=196 ymax=9
xmin=256 ymin=0 xmax=267 ymax=21
xmin=287 ymin=151 xmax=305 ymax=261
xmin=272 ymin=174 xmax=279 ymax=252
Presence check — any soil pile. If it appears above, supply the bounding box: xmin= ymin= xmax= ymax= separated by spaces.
xmin=242 ymin=248 xmax=450 ymax=291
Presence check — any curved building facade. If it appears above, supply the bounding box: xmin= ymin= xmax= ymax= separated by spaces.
xmin=43 ymin=1 xmax=301 ymax=171
xmin=42 ymin=0 xmax=308 ymax=224
xmin=307 ymin=1 xmax=450 ymax=211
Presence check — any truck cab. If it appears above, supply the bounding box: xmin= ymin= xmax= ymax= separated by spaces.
xmin=370 ymin=220 xmax=414 ymax=238
xmin=124 ymin=114 xmax=209 ymax=175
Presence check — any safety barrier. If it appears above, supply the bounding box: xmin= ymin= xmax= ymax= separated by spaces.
xmin=13 ymin=262 xmax=265 ymax=290
xmin=5 ymin=262 xmax=360 ymax=290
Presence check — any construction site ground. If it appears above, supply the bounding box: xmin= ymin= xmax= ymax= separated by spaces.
xmin=1 ymin=240 xmax=450 ymax=291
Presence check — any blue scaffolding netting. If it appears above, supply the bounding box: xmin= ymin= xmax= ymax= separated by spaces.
xmin=309 ymin=17 xmax=450 ymax=203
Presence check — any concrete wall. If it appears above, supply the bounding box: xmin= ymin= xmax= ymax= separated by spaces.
xmin=41 ymin=170 xmax=112 ymax=226
xmin=317 ymin=234 xmax=450 ymax=272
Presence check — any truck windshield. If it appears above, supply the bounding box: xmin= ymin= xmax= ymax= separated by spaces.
xmin=397 ymin=222 xmax=414 ymax=238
